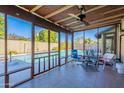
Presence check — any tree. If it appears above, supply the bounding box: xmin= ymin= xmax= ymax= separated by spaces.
xmin=35 ymin=29 xmax=57 ymax=43
xmin=75 ymin=37 xmax=80 ymax=45
xmin=68 ymin=42 xmax=71 ymax=49
xmin=35 ymin=33 xmax=40 ymax=41
xmin=38 ymin=29 xmax=48 ymax=42
xmin=75 ymin=36 xmax=83 ymax=45
xmin=8 ymin=33 xmax=19 ymax=40
xmin=18 ymin=36 xmax=26 ymax=41
xmin=0 ymin=16 xmax=5 ymax=38
xmin=60 ymin=42 xmax=66 ymax=50
xmin=50 ymin=31 xmax=56 ymax=43
xmin=85 ymin=38 xmax=92 ymax=44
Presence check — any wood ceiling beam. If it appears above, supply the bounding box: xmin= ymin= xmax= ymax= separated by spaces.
xmin=75 ymin=20 xmax=120 ymax=32
xmin=100 ymin=13 xmax=124 ymax=21
xmin=64 ymin=21 xmax=79 ymax=26
xmin=85 ymin=5 xmax=107 ymax=13
xmin=31 ymin=12 xmax=70 ymax=30
xmin=30 ymin=5 xmax=44 ymax=12
xmin=70 ymin=12 xmax=124 ymax=29
xmin=70 ymin=24 xmax=85 ymax=29
xmin=16 ymin=5 xmax=29 ymax=12
xmin=0 ymin=5 xmax=71 ymax=33
xmin=74 ymin=18 xmax=121 ymax=31
xmin=44 ymin=5 xmax=74 ymax=18
xmin=15 ymin=5 xmax=70 ymax=31
xmin=70 ymin=20 xmax=103 ymax=29
xmin=55 ymin=5 xmax=107 ymax=23
xmin=69 ymin=20 xmax=101 ymax=29
xmin=55 ymin=14 xmax=79 ymax=23
xmin=65 ymin=19 xmax=100 ymax=27
xmin=104 ymin=7 xmax=124 ymax=15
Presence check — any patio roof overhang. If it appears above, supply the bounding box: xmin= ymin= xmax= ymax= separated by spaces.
xmin=0 ymin=5 xmax=123 ymax=88
xmin=15 ymin=5 xmax=124 ymax=32
xmin=0 ymin=5 xmax=71 ymax=33
xmin=0 ymin=5 xmax=123 ymax=32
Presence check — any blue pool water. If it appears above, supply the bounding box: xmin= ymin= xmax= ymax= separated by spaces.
xmin=12 ymin=50 xmax=83 ymax=63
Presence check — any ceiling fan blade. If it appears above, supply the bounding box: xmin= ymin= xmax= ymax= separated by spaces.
xmin=82 ymin=20 xmax=89 ymax=25
xmin=68 ymin=14 xmax=80 ymax=20
xmin=82 ymin=5 xmax=86 ymax=12
xmin=77 ymin=5 xmax=82 ymax=9
xmin=77 ymin=5 xmax=86 ymax=14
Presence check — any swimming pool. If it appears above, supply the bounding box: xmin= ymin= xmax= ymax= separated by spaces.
xmin=0 ymin=49 xmax=91 ymax=87
xmin=11 ymin=50 xmax=83 ymax=63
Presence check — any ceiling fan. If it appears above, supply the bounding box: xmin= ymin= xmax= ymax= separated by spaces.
xmin=68 ymin=5 xmax=89 ymax=26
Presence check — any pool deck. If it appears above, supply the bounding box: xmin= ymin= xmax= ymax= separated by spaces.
xmin=16 ymin=62 xmax=124 ymax=88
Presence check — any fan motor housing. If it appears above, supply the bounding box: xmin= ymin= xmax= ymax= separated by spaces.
xmin=78 ymin=14 xmax=86 ymax=21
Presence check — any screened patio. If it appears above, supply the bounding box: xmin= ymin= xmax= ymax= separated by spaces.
xmin=0 ymin=5 xmax=124 ymax=88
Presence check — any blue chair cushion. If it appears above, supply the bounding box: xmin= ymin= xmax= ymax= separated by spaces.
xmin=72 ymin=49 xmax=78 ymax=59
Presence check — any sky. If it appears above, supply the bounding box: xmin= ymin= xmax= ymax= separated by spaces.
xmin=7 ymin=15 xmax=32 ymax=38
xmin=7 ymin=15 xmax=59 ymax=40
xmin=7 ymin=15 xmax=112 ymax=41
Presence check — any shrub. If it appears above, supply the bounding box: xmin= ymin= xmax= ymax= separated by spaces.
xmin=8 ymin=50 xmax=18 ymax=55
xmin=52 ymin=47 xmax=58 ymax=51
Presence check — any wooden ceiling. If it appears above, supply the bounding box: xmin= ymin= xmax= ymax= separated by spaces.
xmin=16 ymin=5 xmax=124 ymax=32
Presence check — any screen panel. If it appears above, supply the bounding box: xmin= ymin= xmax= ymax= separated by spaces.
xmin=0 ymin=12 xmax=5 ymax=88
xmin=7 ymin=15 xmax=32 ymax=87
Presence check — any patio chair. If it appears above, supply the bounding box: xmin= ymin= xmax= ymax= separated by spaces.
xmin=101 ymin=53 xmax=116 ymax=70
xmin=81 ymin=50 xmax=90 ymax=62
xmin=71 ymin=49 xmax=81 ymax=62
xmin=84 ymin=49 xmax=99 ymax=70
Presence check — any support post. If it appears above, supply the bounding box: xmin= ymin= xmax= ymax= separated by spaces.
xmin=65 ymin=32 xmax=68 ymax=63
xmin=72 ymin=32 xmax=74 ymax=50
xmin=31 ymin=24 xmax=35 ymax=79
xmin=58 ymin=32 xmax=61 ymax=66
xmin=115 ymin=24 xmax=117 ymax=55
xmin=83 ymin=31 xmax=85 ymax=57
xmin=48 ymin=29 xmax=50 ymax=70
xmin=4 ymin=14 xmax=9 ymax=88
xmin=97 ymin=28 xmax=99 ymax=60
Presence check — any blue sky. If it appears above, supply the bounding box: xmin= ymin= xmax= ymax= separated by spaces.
xmin=7 ymin=15 xmax=59 ymax=40
xmin=7 ymin=15 xmax=44 ymax=39
xmin=7 ymin=15 xmax=112 ymax=41
xmin=35 ymin=25 xmax=43 ymax=33
xmin=7 ymin=15 xmax=32 ymax=38
xmin=60 ymin=32 xmax=65 ymax=42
